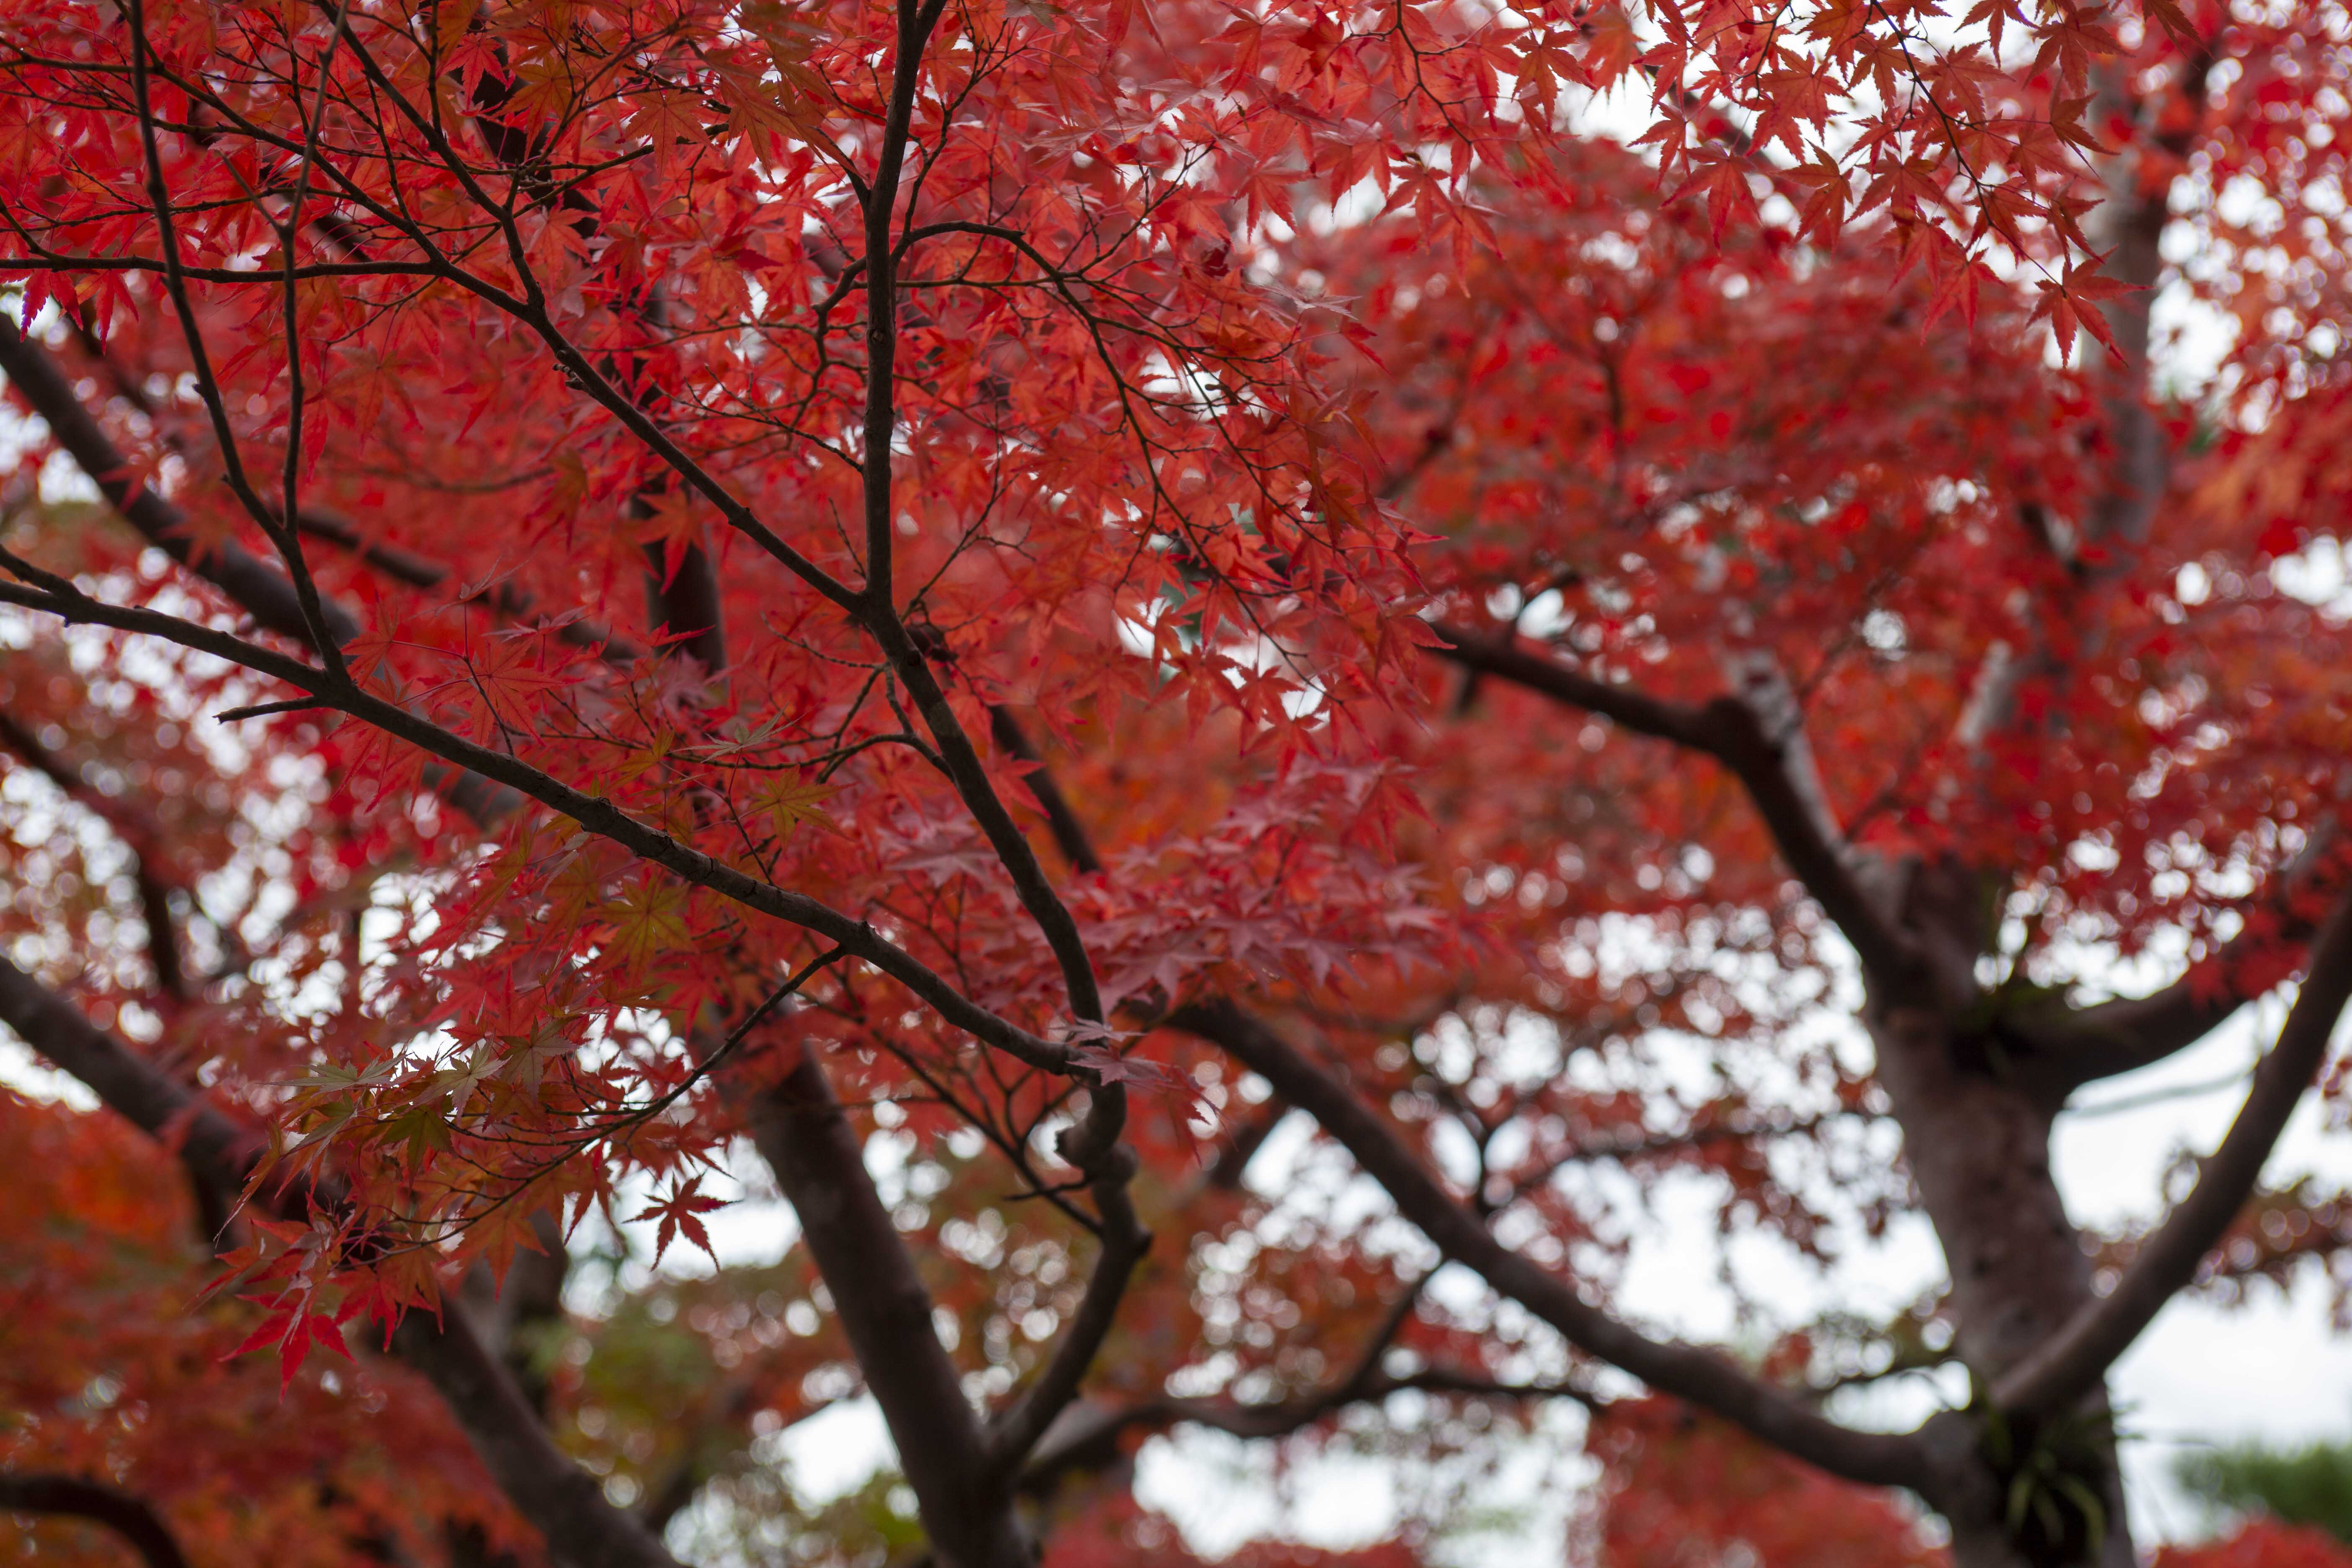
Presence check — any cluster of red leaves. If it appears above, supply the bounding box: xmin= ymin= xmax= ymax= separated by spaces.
xmin=2156 ymin=1521 xmax=2352 ymax=1568
xmin=0 ymin=0 xmax=2243 ymax=1344
xmin=0 ymin=0 xmax=2347 ymax=1559
xmin=1573 ymin=1397 xmax=1949 ymax=1568
xmin=0 ymin=1089 xmax=519 ymax=1566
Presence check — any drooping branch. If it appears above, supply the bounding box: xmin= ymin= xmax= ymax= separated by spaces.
xmin=1429 ymin=622 xmax=1925 ymax=992
xmin=111 ymin=5 xmax=728 ymax=684
xmin=1989 ymin=884 xmax=2352 ymax=1420
xmin=124 ymin=0 xmax=350 ymax=683
xmin=0 ymin=955 xmax=685 ymax=1568
xmin=0 ymin=1474 xmax=189 ymax=1568
xmin=1169 ymin=998 xmax=1928 ymax=1489
xmin=310 ymin=24 xmax=862 ymax=619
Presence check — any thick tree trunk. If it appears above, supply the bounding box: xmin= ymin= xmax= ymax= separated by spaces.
xmin=1871 ymin=1006 xmax=2134 ymax=1568
xmin=739 ymin=1050 xmax=1035 ymax=1568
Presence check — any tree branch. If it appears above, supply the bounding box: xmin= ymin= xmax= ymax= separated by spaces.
xmin=1428 ymin=622 xmax=1924 ymax=991
xmin=0 ymin=709 xmax=188 ymax=998
xmin=1428 ymin=621 xmax=1720 ymax=748
xmin=1168 ymin=998 xmax=1928 ymax=1489
xmin=1990 ymin=884 xmax=2352 ymax=1419
xmin=294 ymin=506 xmax=639 ymax=660
xmin=2012 ymin=828 xmax=2338 ymax=1088
xmin=981 ymin=1172 xmax=1150 ymax=1479
xmin=827 ymin=12 xmax=1143 ymax=1411
xmin=1021 ymin=1361 xmax=1596 ymax=1489
xmin=0 ymin=317 xmax=355 ymax=650
xmin=124 ymin=0 xmax=351 ymax=683
xmin=988 ymin=706 xmax=1103 ymax=877
xmin=0 ymin=1475 xmax=188 ymax=1568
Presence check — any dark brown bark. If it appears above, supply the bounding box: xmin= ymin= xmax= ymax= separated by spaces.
xmin=1867 ymin=1004 xmax=2134 ymax=1568
xmin=737 ymin=1049 xmax=1034 ymax=1568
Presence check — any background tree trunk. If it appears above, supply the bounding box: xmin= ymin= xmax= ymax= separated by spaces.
xmin=1874 ymin=1005 xmax=2134 ymax=1568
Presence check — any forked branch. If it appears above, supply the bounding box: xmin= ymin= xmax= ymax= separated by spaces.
xmin=1429 ymin=622 xmax=1924 ymax=991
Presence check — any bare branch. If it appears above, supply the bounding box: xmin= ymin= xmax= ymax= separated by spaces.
xmin=1021 ymin=1357 xmax=1596 ymax=1489
xmin=1429 ymin=620 xmax=1720 ymax=748
xmin=1169 ymin=999 xmax=1928 ymax=1489
xmin=124 ymin=0 xmax=351 ymax=683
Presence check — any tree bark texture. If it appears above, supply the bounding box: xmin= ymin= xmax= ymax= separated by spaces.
xmin=1872 ymin=1004 xmax=2133 ymax=1568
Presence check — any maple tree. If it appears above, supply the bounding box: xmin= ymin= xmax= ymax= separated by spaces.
xmin=0 ymin=0 xmax=2349 ymax=1565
